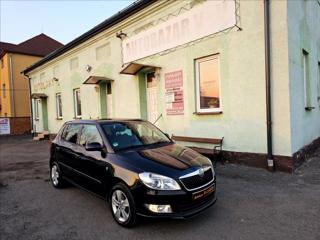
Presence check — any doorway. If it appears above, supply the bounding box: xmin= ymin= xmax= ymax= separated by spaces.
xmin=146 ymin=72 xmax=157 ymax=123
xmin=106 ymin=82 xmax=113 ymax=118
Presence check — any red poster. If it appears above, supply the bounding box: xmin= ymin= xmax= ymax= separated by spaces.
xmin=165 ymin=70 xmax=184 ymax=115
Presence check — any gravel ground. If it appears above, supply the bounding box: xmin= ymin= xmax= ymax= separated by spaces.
xmin=0 ymin=135 xmax=319 ymax=240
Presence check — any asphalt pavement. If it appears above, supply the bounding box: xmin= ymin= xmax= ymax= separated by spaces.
xmin=0 ymin=135 xmax=319 ymax=240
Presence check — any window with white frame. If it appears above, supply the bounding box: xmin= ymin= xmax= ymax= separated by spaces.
xmin=34 ymin=99 xmax=40 ymax=120
xmin=195 ymin=54 xmax=221 ymax=113
xmin=56 ymin=93 xmax=63 ymax=119
xmin=73 ymin=89 xmax=82 ymax=118
xmin=302 ymin=49 xmax=312 ymax=109
xmin=70 ymin=57 xmax=79 ymax=70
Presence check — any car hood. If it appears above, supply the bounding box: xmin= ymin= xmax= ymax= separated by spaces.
xmin=135 ymin=143 xmax=212 ymax=170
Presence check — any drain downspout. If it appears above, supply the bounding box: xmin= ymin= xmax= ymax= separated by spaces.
xmin=8 ymin=54 xmax=15 ymax=117
xmin=264 ymin=0 xmax=274 ymax=171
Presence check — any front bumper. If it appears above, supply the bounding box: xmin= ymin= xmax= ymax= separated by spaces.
xmin=133 ymin=181 xmax=217 ymax=219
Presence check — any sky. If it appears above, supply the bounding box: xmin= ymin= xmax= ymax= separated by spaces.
xmin=0 ymin=0 xmax=134 ymax=45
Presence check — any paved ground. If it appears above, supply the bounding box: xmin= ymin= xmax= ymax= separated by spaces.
xmin=0 ymin=135 xmax=319 ymax=240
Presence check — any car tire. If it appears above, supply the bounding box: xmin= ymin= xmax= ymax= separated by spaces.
xmin=50 ymin=162 xmax=66 ymax=188
xmin=109 ymin=183 xmax=137 ymax=227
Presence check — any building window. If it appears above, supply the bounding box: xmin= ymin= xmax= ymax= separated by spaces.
xmin=96 ymin=43 xmax=111 ymax=61
xmin=2 ymin=84 xmax=6 ymax=98
xmin=56 ymin=93 xmax=63 ymax=119
xmin=302 ymin=49 xmax=312 ymax=109
xmin=70 ymin=57 xmax=79 ymax=70
xmin=34 ymin=99 xmax=40 ymax=120
xmin=73 ymin=89 xmax=82 ymax=118
xmin=1 ymin=59 xmax=4 ymax=68
xmin=195 ymin=54 xmax=221 ymax=113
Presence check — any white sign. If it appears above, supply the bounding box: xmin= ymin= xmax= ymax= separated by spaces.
xmin=123 ymin=0 xmax=236 ymax=63
xmin=0 ymin=118 xmax=10 ymax=135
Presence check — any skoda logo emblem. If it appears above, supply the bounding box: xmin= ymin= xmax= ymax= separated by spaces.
xmin=198 ymin=167 xmax=205 ymax=177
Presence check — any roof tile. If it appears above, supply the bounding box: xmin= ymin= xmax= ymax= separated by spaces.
xmin=0 ymin=33 xmax=63 ymax=58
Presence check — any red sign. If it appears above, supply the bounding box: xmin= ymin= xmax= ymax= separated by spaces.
xmin=165 ymin=70 xmax=184 ymax=115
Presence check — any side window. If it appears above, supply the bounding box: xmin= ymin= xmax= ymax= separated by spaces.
xmin=64 ymin=124 xmax=82 ymax=144
xmin=79 ymin=125 xmax=103 ymax=147
xmin=60 ymin=125 xmax=69 ymax=140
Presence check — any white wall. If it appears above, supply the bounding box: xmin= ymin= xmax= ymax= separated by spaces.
xmin=287 ymin=0 xmax=320 ymax=154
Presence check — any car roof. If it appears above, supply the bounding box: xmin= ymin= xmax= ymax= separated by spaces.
xmin=65 ymin=118 xmax=145 ymax=125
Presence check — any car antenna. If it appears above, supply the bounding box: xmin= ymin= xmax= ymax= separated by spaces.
xmin=153 ymin=114 xmax=163 ymax=125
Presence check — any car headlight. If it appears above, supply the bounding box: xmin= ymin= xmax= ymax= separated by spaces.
xmin=138 ymin=172 xmax=181 ymax=190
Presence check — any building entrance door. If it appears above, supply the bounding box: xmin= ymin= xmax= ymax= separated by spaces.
xmin=106 ymin=82 xmax=113 ymax=118
xmin=146 ymin=72 xmax=157 ymax=123
xmin=42 ymin=98 xmax=48 ymax=131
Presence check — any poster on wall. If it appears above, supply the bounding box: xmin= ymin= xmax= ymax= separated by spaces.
xmin=0 ymin=118 xmax=10 ymax=135
xmin=165 ymin=70 xmax=184 ymax=115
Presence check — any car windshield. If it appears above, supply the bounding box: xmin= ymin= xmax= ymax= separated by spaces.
xmin=101 ymin=121 xmax=171 ymax=151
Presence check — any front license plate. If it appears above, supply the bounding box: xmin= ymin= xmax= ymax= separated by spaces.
xmin=192 ymin=185 xmax=214 ymax=200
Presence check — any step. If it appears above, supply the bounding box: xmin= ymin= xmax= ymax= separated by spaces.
xmin=42 ymin=131 xmax=50 ymax=135
xmin=37 ymin=133 xmax=45 ymax=138
xmin=33 ymin=137 xmax=40 ymax=141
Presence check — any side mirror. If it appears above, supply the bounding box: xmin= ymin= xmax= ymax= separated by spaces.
xmin=85 ymin=142 xmax=104 ymax=151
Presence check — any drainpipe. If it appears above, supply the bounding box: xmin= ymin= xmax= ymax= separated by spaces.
xmin=8 ymin=54 xmax=16 ymax=117
xmin=264 ymin=0 xmax=274 ymax=171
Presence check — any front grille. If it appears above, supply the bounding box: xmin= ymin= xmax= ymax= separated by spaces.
xmin=180 ymin=167 xmax=214 ymax=190
xmin=176 ymin=190 xmax=215 ymax=212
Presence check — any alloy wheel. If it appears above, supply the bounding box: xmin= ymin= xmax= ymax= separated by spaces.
xmin=111 ymin=190 xmax=130 ymax=223
xmin=51 ymin=164 xmax=59 ymax=186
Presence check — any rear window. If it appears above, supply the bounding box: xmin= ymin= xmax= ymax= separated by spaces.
xmin=62 ymin=124 xmax=83 ymax=144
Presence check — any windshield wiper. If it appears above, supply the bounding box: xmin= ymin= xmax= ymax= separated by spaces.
xmin=116 ymin=144 xmax=144 ymax=152
xmin=145 ymin=140 xmax=171 ymax=146
xmin=117 ymin=141 xmax=171 ymax=152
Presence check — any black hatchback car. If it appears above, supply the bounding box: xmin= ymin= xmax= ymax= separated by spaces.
xmin=50 ymin=119 xmax=216 ymax=227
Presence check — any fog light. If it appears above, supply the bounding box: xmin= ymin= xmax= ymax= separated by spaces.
xmin=145 ymin=204 xmax=172 ymax=213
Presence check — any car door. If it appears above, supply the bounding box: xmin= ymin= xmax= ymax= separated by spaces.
xmin=57 ymin=123 xmax=83 ymax=182
xmin=77 ymin=124 xmax=110 ymax=195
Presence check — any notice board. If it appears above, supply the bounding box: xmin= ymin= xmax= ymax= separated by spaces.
xmin=165 ymin=70 xmax=184 ymax=115
xmin=0 ymin=118 xmax=10 ymax=135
